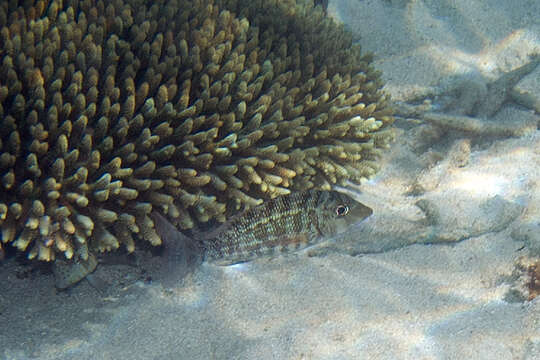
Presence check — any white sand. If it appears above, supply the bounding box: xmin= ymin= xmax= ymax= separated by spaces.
xmin=1 ymin=1 xmax=539 ymax=359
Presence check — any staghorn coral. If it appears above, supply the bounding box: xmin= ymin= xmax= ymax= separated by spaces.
xmin=0 ymin=0 xmax=393 ymax=262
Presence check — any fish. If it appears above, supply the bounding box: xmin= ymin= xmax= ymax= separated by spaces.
xmin=151 ymin=190 xmax=373 ymax=277
xmin=53 ymin=251 xmax=98 ymax=290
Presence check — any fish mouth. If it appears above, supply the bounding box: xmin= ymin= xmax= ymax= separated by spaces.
xmin=333 ymin=192 xmax=374 ymax=223
xmin=332 ymin=186 xmax=374 ymax=224
xmin=348 ymin=202 xmax=373 ymax=222
xmin=331 ymin=194 xmax=374 ymax=235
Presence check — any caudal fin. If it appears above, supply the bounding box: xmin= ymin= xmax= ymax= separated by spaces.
xmin=150 ymin=212 xmax=202 ymax=287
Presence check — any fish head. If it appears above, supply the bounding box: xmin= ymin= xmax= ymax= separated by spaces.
xmin=317 ymin=191 xmax=373 ymax=236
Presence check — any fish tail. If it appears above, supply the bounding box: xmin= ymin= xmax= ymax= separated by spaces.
xmin=151 ymin=212 xmax=202 ymax=286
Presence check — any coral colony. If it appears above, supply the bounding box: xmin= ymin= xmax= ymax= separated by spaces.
xmin=0 ymin=0 xmax=393 ymax=266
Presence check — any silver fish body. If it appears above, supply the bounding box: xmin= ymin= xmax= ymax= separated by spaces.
xmin=152 ymin=190 xmax=373 ymax=270
xmin=201 ymin=190 xmax=372 ymax=265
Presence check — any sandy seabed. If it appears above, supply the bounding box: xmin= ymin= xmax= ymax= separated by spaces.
xmin=1 ymin=0 xmax=539 ymax=359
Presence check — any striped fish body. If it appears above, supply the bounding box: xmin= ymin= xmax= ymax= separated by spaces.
xmin=200 ymin=191 xmax=373 ymax=265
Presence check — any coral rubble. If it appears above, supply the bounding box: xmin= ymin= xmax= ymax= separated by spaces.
xmin=393 ymin=54 xmax=540 ymax=139
xmin=0 ymin=0 xmax=393 ymax=262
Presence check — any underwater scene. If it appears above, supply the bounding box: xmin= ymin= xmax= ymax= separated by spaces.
xmin=0 ymin=0 xmax=539 ymax=359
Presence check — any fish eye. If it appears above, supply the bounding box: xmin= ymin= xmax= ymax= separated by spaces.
xmin=335 ymin=204 xmax=349 ymax=216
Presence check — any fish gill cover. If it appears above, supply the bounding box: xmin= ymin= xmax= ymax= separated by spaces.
xmin=0 ymin=0 xmax=393 ymax=263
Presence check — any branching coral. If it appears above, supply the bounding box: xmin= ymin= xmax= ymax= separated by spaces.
xmin=0 ymin=0 xmax=393 ymax=262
